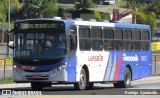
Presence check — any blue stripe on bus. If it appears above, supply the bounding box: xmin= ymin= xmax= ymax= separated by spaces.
xmin=109 ymin=53 xmax=117 ymax=81
xmin=103 ymin=52 xmax=111 ymax=81
xmin=66 ymin=56 xmax=77 ymax=82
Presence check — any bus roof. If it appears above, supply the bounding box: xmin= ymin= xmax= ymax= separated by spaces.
xmin=15 ymin=18 xmax=72 ymax=23
xmin=73 ymin=20 xmax=150 ymax=30
xmin=15 ymin=18 xmax=150 ymax=30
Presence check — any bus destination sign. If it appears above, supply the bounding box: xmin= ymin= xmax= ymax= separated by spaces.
xmin=19 ymin=23 xmax=57 ymax=29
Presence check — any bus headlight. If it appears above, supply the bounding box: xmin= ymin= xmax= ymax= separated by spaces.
xmin=51 ymin=63 xmax=66 ymax=73
xmin=60 ymin=63 xmax=66 ymax=69
xmin=13 ymin=65 xmax=23 ymax=73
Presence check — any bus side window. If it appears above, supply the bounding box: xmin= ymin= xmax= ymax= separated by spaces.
xmin=69 ymin=35 xmax=77 ymax=51
xmin=103 ymin=28 xmax=114 ymax=51
xmin=68 ymin=25 xmax=77 ymax=60
xmin=79 ymin=26 xmax=91 ymax=51
xmin=91 ymin=26 xmax=102 ymax=51
xmin=123 ymin=29 xmax=132 ymax=51
xmin=114 ymin=29 xmax=123 ymax=51
xmin=132 ymin=30 xmax=141 ymax=51
xmin=104 ymin=40 xmax=113 ymax=50
xmin=124 ymin=41 xmax=133 ymax=51
xmin=141 ymin=30 xmax=149 ymax=51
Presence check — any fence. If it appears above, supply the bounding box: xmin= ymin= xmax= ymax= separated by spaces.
xmin=0 ymin=58 xmax=13 ymax=79
xmin=0 ymin=43 xmax=13 ymax=79
xmin=152 ymin=52 xmax=160 ymax=74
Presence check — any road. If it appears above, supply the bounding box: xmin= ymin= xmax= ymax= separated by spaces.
xmin=1 ymin=79 xmax=160 ymax=95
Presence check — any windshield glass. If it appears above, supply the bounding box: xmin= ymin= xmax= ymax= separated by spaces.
xmin=14 ymin=31 xmax=66 ymax=59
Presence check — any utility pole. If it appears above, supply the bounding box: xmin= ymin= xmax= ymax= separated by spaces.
xmin=7 ymin=0 xmax=10 ymax=57
xmin=8 ymin=0 xmax=10 ymax=31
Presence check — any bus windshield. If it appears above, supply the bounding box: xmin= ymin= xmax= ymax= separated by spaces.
xmin=14 ymin=28 xmax=66 ymax=60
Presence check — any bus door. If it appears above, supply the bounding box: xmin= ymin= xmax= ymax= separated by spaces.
xmin=67 ymin=25 xmax=77 ymax=82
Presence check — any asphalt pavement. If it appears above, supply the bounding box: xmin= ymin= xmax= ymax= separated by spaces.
xmin=0 ymin=75 xmax=160 ymax=89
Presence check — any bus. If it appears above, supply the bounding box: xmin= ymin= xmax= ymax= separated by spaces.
xmin=8 ymin=18 xmax=152 ymax=90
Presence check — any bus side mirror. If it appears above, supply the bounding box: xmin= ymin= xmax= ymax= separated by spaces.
xmin=7 ymin=29 xmax=14 ymax=49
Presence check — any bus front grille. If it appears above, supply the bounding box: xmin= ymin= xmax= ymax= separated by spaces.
xmin=26 ymin=75 xmax=49 ymax=80
xmin=24 ymin=70 xmax=51 ymax=72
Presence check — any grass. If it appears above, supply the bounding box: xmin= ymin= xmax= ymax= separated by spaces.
xmin=0 ymin=78 xmax=14 ymax=84
xmin=151 ymin=75 xmax=160 ymax=78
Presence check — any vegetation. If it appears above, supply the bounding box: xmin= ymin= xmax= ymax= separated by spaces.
xmin=94 ymin=10 xmax=110 ymax=21
xmin=0 ymin=0 xmax=58 ymax=43
xmin=75 ymin=0 xmax=94 ymax=10
xmin=0 ymin=78 xmax=14 ymax=84
xmin=14 ymin=0 xmax=57 ymax=20
xmin=94 ymin=10 xmax=102 ymax=21
xmin=1 ymin=0 xmax=57 ymax=21
xmin=0 ymin=0 xmax=20 ymax=43
xmin=124 ymin=0 xmax=159 ymax=30
xmin=0 ymin=0 xmax=160 ymax=30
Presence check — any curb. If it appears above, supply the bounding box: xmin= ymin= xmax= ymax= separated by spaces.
xmin=0 ymin=83 xmax=30 ymax=89
xmin=133 ymin=76 xmax=160 ymax=83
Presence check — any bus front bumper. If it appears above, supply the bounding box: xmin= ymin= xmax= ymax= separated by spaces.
xmin=12 ymin=68 xmax=68 ymax=83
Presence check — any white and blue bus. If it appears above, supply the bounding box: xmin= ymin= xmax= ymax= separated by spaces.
xmin=9 ymin=18 xmax=152 ymax=90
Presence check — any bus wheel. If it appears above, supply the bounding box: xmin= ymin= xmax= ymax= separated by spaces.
xmin=113 ymin=67 xmax=131 ymax=88
xmin=74 ymin=68 xmax=87 ymax=90
xmin=31 ymin=82 xmax=44 ymax=91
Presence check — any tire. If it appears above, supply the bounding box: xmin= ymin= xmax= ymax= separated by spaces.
xmin=31 ymin=82 xmax=44 ymax=91
xmin=74 ymin=68 xmax=87 ymax=90
xmin=113 ymin=67 xmax=131 ymax=88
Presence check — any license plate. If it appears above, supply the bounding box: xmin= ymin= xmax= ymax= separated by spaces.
xmin=18 ymin=66 xmax=35 ymax=70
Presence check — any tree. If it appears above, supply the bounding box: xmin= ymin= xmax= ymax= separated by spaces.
xmin=94 ymin=10 xmax=102 ymax=21
xmin=44 ymin=0 xmax=57 ymax=18
xmin=147 ymin=0 xmax=160 ymax=19
xmin=126 ymin=0 xmax=157 ymax=30
xmin=0 ymin=0 xmax=8 ymax=43
xmin=75 ymin=0 xmax=94 ymax=10
xmin=94 ymin=10 xmax=110 ymax=21
xmin=0 ymin=0 xmax=20 ymax=43
xmin=132 ymin=11 xmax=147 ymax=24
xmin=146 ymin=12 xmax=157 ymax=30
xmin=18 ymin=0 xmax=57 ymax=19
xmin=10 ymin=0 xmax=21 ymax=21
xmin=0 ymin=0 xmax=7 ymax=24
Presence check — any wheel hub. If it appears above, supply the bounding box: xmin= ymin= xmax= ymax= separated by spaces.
xmin=80 ymin=74 xmax=85 ymax=87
